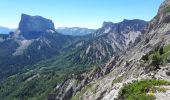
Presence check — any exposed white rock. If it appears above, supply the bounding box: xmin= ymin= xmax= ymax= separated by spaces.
xmin=86 ymin=45 xmax=91 ymax=54
xmin=26 ymin=74 xmax=39 ymax=82
xmin=13 ymin=39 xmax=34 ymax=56
xmin=155 ymin=86 xmax=170 ymax=100
xmin=46 ymin=29 xmax=55 ymax=33
xmin=123 ymin=31 xmax=141 ymax=45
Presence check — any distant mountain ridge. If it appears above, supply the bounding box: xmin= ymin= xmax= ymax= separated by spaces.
xmin=0 ymin=26 xmax=16 ymax=34
xmin=98 ymin=19 xmax=147 ymax=45
xmin=56 ymin=27 xmax=96 ymax=36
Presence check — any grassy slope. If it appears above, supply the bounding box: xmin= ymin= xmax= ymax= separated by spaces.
xmin=119 ymin=44 xmax=170 ymax=100
xmin=117 ymin=80 xmax=170 ymax=100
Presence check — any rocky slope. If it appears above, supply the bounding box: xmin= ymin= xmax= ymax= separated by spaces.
xmin=50 ymin=0 xmax=170 ymax=100
xmin=67 ymin=19 xmax=147 ymax=65
xmin=45 ymin=20 xmax=148 ymax=100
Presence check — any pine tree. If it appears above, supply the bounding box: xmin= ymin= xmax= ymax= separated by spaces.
xmin=151 ymin=55 xmax=160 ymax=70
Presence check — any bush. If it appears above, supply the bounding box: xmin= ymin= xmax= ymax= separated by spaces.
xmin=142 ymin=54 xmax=149 ymax=61
xmin=145 ymin=38 xmax=150 ymax=44
xmin=141 ymin=44 xmax=170 ymax=66
xmin=151 ymin=55 xmax=161 ymax=70
xmin=166 ymin=71 xmax=170 ymax=76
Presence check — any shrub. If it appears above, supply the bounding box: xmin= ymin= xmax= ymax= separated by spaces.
xmin=141 ymin=44 xmax=170 ymax=66
xmin=166 ymin=71 xmax=170 ymax=76
xmin=151 ymin=55 xmax=161 ymax=70
xmin=145 ymin=38 xmax=150 ymax=44
xmin=142 ymin=54 xmax=149 ymax=61
xmin=159 ymin=47 xmax=164 ymax=55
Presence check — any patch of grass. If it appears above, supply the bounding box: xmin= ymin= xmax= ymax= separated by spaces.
xmin=117 ymin=80 xmax=170 ymax=100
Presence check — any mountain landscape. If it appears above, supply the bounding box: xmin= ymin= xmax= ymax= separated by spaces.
xmin=1 ymin=0 xmax=170 ymax=100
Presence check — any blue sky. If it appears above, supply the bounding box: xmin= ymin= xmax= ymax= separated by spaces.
xmin=0 ymin=0 xmax=164 ymax=29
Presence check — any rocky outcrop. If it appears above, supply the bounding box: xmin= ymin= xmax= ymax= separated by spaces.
xmin=49 ymin=56 xmax=120 ymax=100
xmin=18 ymin=14 xmax=55 ymax=39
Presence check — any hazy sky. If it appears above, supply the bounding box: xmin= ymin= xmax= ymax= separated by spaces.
xmin=0 ymin=0 xmax=164 ymax=29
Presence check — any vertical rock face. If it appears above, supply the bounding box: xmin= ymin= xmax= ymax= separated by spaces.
xmin=93 ymin=19 xmax=147 ymax=50
xmin=18 ymin=14 xmax=55 ymax=39
xmin=95 ymin=19 xmax=147 ymax=37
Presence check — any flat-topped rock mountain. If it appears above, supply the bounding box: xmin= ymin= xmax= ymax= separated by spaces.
xmin=18 ymin=14 xmax=55 ymax=39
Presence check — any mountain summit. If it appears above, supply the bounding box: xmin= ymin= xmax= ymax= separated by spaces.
xmin=18 ymin=14 xmax=55 ymax=39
